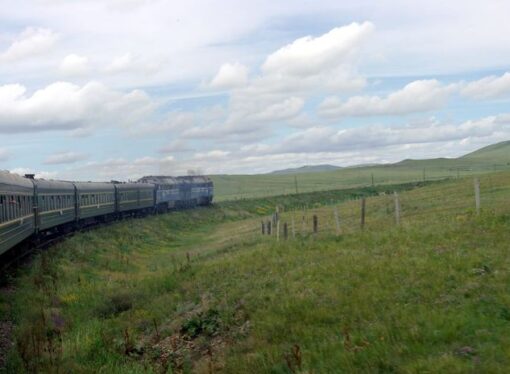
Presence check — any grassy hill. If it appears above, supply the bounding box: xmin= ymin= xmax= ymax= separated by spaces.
xmin=211 ymin=141 xmax=510 ymax=201
xmin=4 ymin=172 xmax=510 ymax=373
xmin=461 ymin=140 xmax=510 ymax=162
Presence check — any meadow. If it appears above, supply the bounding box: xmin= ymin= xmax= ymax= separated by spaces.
xmin=2 ymin=171 xmax=510 ymax=372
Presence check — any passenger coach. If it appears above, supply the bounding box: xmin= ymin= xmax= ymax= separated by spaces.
xmin=0 ymin=171 xmax=214 ymax=259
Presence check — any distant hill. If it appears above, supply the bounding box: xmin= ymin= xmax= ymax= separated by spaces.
xmin=460 ymin=140 xmax=510 ymax=163
xmin=269 ymin=164 xmax=342 ymax=175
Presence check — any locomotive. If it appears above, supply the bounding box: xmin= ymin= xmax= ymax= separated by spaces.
xmin=0 ymin=171 xmax=213 ymax=258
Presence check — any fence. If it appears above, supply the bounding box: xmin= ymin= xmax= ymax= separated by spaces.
xmin=257 ymin=173 xmax=510 ymax=241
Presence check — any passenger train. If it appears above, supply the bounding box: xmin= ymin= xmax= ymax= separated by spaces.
xmin=0 ymin=172 xmax=213 ymax=258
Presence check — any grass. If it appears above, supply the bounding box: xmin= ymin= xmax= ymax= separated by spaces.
xmin=3 ymin=172 xmax=510 ymax=373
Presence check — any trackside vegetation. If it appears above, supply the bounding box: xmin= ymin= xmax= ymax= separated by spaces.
xmin=2 ymin=172 xmax=510 ymax=372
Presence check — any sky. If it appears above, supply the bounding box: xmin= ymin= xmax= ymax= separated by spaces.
xmin=0 ymin=0 xmax=510 ymax=181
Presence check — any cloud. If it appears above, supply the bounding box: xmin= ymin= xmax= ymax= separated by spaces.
xmin=460 ymin=72 xmax=510 ymax=100
xmin=192 ymin=22 xmax=373 ymax=141
xmin=0 ymin=28 xmax=58 ymax=62
xmin=319 ymin=80 xmax=455 ymax=118
xmin=262 ymin=22 xmax=374 ymax=78
xmin=209 ymin=62 xmax=248 ymax=89
xmin=0 ymin=81 xmax=155 ymax=133
xmin=59 ymin=54 xmax=89 ymax=75
xmin=275 ymin=115 xmax=509 ymax=154
xmin=44 ymin=151 xmax=88 ymax=165
xmin=105 ymin=52 xmax=158 ymax=74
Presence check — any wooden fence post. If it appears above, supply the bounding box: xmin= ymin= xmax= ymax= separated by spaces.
xmin=261 ymin=221 xmax=265 ymax=235
xmin=334 ymin=207 xmax=340 ymax=235
xmin=394 ymin=191 xmax=400 ymax=226
xmin=283 ymin=223 xmax=288 ymax=240
xmin=267 ymin=221 xmax=271 ymax=235
xmin=360 ymin=198 xmax=366 ymax=230
xmin=302 ymin=207 xmax=306 ymax=233
xmin=474 ymin=178 xmax=481 ymax=215
xmin=313 ymin=215 xmax=318 ymax=234
xmin=276 ymin=220 xmax=280 ymax=242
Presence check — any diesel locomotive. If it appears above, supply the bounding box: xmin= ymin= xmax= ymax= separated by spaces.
xmin=0 ymin=171 xmax=213 ymax=258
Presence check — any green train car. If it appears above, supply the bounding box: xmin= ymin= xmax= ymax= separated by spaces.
xmin=0 ymin=171 xmax=213 ymax=259
xmin=33 ymin=179 xmax=76 ymax=232
xmin=0 ymin=172 xmax=35 ymax=255
xmin=75 ymin=182 xmax=116 ymax=220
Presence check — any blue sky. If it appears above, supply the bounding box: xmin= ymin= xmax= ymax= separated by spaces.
xmin=0 ymin=0 xmax=509 ymax=180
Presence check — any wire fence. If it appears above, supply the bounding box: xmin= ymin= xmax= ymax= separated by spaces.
xmin=254 ymin=173 xmax=510 ymax=241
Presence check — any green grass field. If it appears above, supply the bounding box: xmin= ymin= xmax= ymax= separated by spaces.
xmin=211 ymin=141 xmax=510 ymax=201
xmin=3 ymin=171 xmax=510 ymax=373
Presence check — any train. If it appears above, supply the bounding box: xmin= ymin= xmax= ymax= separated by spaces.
xmin=0 ymin=172 xmax=213 ymax=258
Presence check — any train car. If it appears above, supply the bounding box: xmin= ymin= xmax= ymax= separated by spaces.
xmin=114 ymin=183 xmax=155 ymax=214
xmin=138 ymin=176 xmax=180 ymax=212
xmin=74 ymin=182 xmax=116 ymax=221
xmin=186 ymin=176 xmax=213 ymax=206
xmin=0 ymin=172 xmax=35 ymax=256
xmin=138 ymin=175 xmax=213 ymax=209
xmin=33 ymin=179 xmax=76 ymax=232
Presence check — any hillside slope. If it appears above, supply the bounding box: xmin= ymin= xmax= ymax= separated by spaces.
xmin=461 ymin=140 xmax=510 ymax=162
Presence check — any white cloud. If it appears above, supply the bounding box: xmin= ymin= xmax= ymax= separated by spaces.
xmin=209 ymin=62 xmax=248 ymax=89
xmin=0 ymin=28 xmax=58 ymax=62
xmin=0 ymin=81 xmax=155 ymax=133
xmin=44 ymin=151 xmax=88 ymax=165
xmin=275 ymin=115 xmax=508 ymax=154
xmin=59 ymin=54 xmax=89 ymax=75
xmin=105 ymin=52 xmax=158 ymax=74
xmin=193 ymin=22 xmax=373 ymax=140
xmin=319 ymin=80 xmax=455 ymax=117
xmin=461 ymin=72 xmax=510 ymax=100
xmin=262 ymin=22 xmax=374 ymax=78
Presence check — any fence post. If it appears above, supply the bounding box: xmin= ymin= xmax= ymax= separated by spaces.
xmin=284 ymin=223 xmax=288 ymax=240
xmin=394 ymin=191 xmax=400 ymax=226
xmin=334 ymin=207 xmax=340 ymax=235
xmin=474 ymin=178 xmax=481 ymax=215
xmin=360 ymin=198 xmax=366 ymax=230
xmin=313 ymin=215 xmax=318 ymax=234
xmin=267 ymin=221 xmax=271 ymax=235
xmin=261 ymin=221 xmax=265 ymax=235
xmin=302 ymin=207 xmax=306 ymax=233
xmin=276 ymin=220 xmax=280 ymax=242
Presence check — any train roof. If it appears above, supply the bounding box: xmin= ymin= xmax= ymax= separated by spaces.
xmin=74 ymin=181 xmax=115 ymax=192
xmin=0 ymin=171 xmax=34 ymax=192
xmin=115 ymin=182 xmax=154 ymax=190
xmin=33 ymin=179 xmax=75 ymax=192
